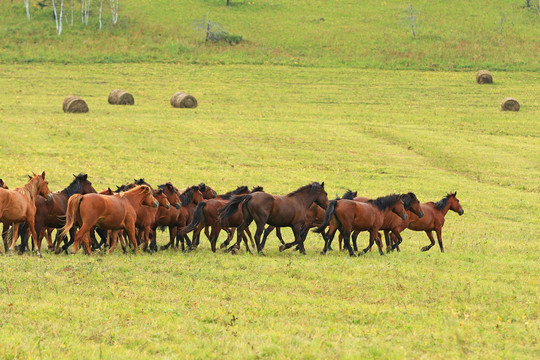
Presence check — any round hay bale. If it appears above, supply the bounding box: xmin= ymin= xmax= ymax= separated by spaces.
xmin=170 ymin=92 xmax=198 ymax=108
xmin=108 ymin=89 xmax=134 ymax=105
xmin=62 ymin=96 xmax=89 ymax=113
xmin=476 ymin=70 xmax=493 ymax=84
xmin=501 ymin=97 xmax=520 ymax=112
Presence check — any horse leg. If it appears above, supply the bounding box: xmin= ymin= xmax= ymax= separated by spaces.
xmin=72 ymin=224 xmax=92 ymax=254
xmin=351 ymin=230 xmax=360 ymax=252
xmin=390 ymin=230 xmax=403 ymax=252
xmin=321 ymin=225 xmax=338 ymax=255
xmin=241 ymin=233 xmax=252 ymax=254
xmin=362 ymin=232 xmax=375 ymax=254
xmin=435 ymin=228 xmax=444 ymax=253
xmin=8 ymin=223 xmax=20 ymax=254
xmin=119 ymin=231 xmax=127 ymax=253
xmin=342 ymin=230 xmax=356 ymax=257
xmin=338 ymin=233 xmax=343 ymax=252
xmin=421 ymin=231 xmax=436 ymax=252
xmin=204 ymin=226 xmax=211 ymax=242
xmin=373 ymin=230 xmax=384 ymax=255
xmin=125 ymin=225 xmax=140 ymax=255
xmin=244 ymin=227 xmax=256 ymax=250
xmin=45 ymin=228 xmax=54 ymax=251
xmin=209 ymin=227 xmax=221 ymax=253
xmin=261 ymin=226 xmax=274 ymax=250
xmin=82 ymin=232 xmax=92 ymax=255
xmin=109 ymin=230 xmax=119 ymax=254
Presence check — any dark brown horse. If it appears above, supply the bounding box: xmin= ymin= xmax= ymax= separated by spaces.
xmin=179 ymin=186 xmax=264 ymax=252
xmin=261 ymin=190 xmax=357 ymax=251
xmin=158 ymin=185 xmax=205 ymax=251
xmin=0 ymin=179 xmax=9 ymax=251
xmin=61 ymin=185 xmax=157 ymax=255
xmin=18 ymin=174 xmax=96 ymax=253
xmin=148 ymin=182 xmax=182 ymax=251
xmin=219 ymin=182 xmax=329 ymax=255
xmin=0 ymin=172 xmax=52 ymax=256
xmin=339 ymin=192 xmax=424 ymax=253
xmin=403 ymin=192 xmax=464 ymax=252
xmin=315 ymin=194 xmax=407 ymax=256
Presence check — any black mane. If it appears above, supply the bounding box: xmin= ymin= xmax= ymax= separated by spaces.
xmin=368 ymin=194 xmax=401 ymax=210
xmin=341 ymin=190 xmax=356 ymax=200
xmin=62 ymin=173 xmax=86 ymax=197
xmin=251 ymin=186 xmax=264 ymax=193
xmin=286 ymin=182 xmax=322 ymax=197
xmin=221 ymin=186 xmax=249 ymax=200
xmin=134 ymin=178 xmax=152 ymax=188
xmin=179 ymin=185 xmax=198 ymax=206
xmin=401 ymin=192 xmax=419 ymax=210
xmin=434 ymin=193 xmax=452 ymax=209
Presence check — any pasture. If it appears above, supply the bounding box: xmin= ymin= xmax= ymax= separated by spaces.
xmin=0 ymin=64 xmax=538 ymax=358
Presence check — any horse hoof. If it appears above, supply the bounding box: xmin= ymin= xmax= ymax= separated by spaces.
xmin=230 ymin=248 xmax=239 ymax=255
xmin=220 ymin=242 xmax=228 ymax=249
xmin=258 ymin=252 xmax=266 ymax=257
xmin=421 ymin=246 xmax=430 ymax=252
xmin=320 ymin=251 xmax=326 ymax=255
xmin=279 ymin=245 xmax=286 ymax=252
xmin=7 ymin=250 xmax=14 ymax=256
xmin=36 ymin=251 xmax=42 ymax=258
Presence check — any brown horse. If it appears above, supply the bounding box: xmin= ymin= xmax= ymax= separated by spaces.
xmin=0 ymin=179 xmax=9 ymax=250
xmin=339 ymin=192 xmax=424 ymax=253
xmin=149 ymin=182 xmax=183 ymax=251
xmin=315 ymin=194 xmax=407 ymax=256
xmin=61 ymin=185 xmax=157 ymax=255
xmin=219 ymin=182 xmax=329 ymax=255
xmin=261 ymin=190 xmax=357 ymax=251
xmin=119 ymin=188 xmax=171 ymax=252
xmin=19 ymin=174 xmax=96 ymax=253
xmin=403 ymin=192 xmax=464 ymax=252
xmin=0 ymin=172 xmax=52 ymax=256
xmin=179 ymin=186 xmax=264 ymax=253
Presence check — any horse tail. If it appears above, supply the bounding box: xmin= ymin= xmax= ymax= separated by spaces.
xmin=180 ymin=201 xmax=206 ymax=237
xmin=61 ymin=194 xmax=83 ymax=239
xmin=314 ymin=199 xmax=338 ymax=234
xmin=218 ymin=195 xmax=251 ymax=222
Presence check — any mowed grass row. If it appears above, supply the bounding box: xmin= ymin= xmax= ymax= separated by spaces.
xmin=0 ymin=64 xmax=538 ymax=358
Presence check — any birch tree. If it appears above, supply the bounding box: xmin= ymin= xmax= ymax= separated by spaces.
xmin=24 ymin=0 xmax=31 ymax=20
xmin=109 ymin=0 xmax=119 ymax=25
xmin=52 ymin=0 xmax=65 ymax=35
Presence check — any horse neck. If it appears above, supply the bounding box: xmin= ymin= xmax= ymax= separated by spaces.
xmin=434 ymin=200 xmax=452 ymax=217
xmin=292 ymin=190 xmax=318 ymax=209
xmin=124 ymin=190 xmax=147 ymax=208
xmin=21 ymin=179 xmax=40 ymax=200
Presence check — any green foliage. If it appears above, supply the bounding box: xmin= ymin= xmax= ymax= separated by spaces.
xmin=0 ymin=1 xmax=539 ymax=70
xmin=0 ymin=64 xmax=538 ymax=358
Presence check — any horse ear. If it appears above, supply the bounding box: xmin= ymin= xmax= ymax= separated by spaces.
xmin=453 ymin=191 xmax=457 ymax=196
xmin=108 ymin=187 xmax=112 ymax=192
xmin=353 ymin=191 xmax=357 ymax=197
xmin=73 ymin=174 xmax=77 ymax=178
xmin=28 ymin=175 xmax=32 ymax=180
xmin=321 ymin=182 xmax=325 ymax=188
xmin=41 ymin=171 xmax=46 ymax=179
xmin=83 ymin=174 xmax=87 ymax=180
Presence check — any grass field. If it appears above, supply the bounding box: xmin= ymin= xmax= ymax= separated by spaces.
xmin=1 ymin=1 xmax=539 ymax=70
xmin=0 ymin=64 xmax=538 ymax=359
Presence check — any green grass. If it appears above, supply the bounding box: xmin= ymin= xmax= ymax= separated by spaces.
xmin=1 ymin=1 xmax=539 ymax=70
xmin=0 ymin=64 xmax=538 ymax=358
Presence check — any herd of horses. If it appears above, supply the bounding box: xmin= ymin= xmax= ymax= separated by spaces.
xmin=0 ymin=173 xmax=464 ymax=257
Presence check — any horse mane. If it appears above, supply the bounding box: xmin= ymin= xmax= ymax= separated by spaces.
xmin=198 ymin=183 xmax=207 ymax=192
xmin=251 ymin=186 xmax=264 ymax=193
xmin=221 ymin=186 xmax=249 ymax=200
xmin=121 ymin=184 xmax=151 ymax=198
xmin=286 ymin=182 xmax=322 ymax=197
xmin=401 ymin=192 xmax=418 ymax=210
xmin=62 ymin=174 xmax=87 ymax=197
xmin=179 ymin=185 xmax=198 ymax=206
xmin=157 ymin=182 xmax=177 ymax=193
xmin=434 ymin=193 xmax=453 ymax=209
xmin=368 ymin=194 xmax=401 ymax=210
xmin=341 ymin=190 xmax=356 ymax=200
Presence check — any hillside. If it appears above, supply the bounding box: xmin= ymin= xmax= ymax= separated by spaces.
xmin=1 ymin=0 xmax=539 ymax=70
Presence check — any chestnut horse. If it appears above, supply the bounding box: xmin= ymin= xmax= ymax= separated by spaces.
xmin=261 ymin=190 xmax=357 ymax=251
xmin=179 ymin=186 xmax=264 ymax=253
xmin=403 ymin=192 xmax=464 ymax=252
xmin=149 ymin=182 xmax=182 ymax=251
xmin=61 ymin=185 xmax=157 ymax=255
xmin=315 ymin=194 xmax=407 ymax=256
xmin=219 ymin=182 xmax=329 ymax=255
xmin=0 ymin=172 xmax=52 ymax=256
xmin=19 ymin=174 xmax=96 ymax=253
xmin=0 ymin=179 xmax=9 ymax=250
xmin=339 ymin=192 xmax=424 ymax=253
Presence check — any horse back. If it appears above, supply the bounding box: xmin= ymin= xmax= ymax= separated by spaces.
xmin=0 ymin=189 xmax=34 ymax=222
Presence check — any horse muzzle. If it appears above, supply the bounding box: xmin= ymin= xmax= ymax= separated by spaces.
xmin=46 ymin=194 xmax=53 ymax=202
xmin=153 ymin=201 xmax=159 ymax=209
xmin=166 ymin=203 xmax=171 ymax=209
xmin=459 ymin=209 xmax=464 ymax=216
xmin=418 ymin=211 xmax=424 ymax=218
xmin=401 ymin=213 xmax=408 ymax=220
xmin=175 ymin=203 xmax=181 ymax=209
